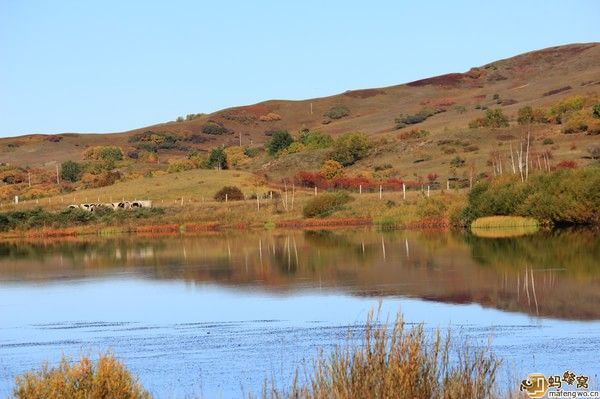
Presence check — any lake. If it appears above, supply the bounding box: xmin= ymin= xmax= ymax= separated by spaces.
xmin=1 ymin=228 xmax=599 ymax=398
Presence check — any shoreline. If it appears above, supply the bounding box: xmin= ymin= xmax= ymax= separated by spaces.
xmin=0 ymin=216 xmax=460 ymax=240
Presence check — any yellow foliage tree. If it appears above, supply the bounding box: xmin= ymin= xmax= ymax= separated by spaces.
xmin=320 ymin=159 xmax=344 ymax=179
xmin=224 ymin=147 xmax=249 ymax=168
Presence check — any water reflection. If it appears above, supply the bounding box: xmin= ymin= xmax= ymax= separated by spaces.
xmin=0 ymin=228 xmax=598 ymax=320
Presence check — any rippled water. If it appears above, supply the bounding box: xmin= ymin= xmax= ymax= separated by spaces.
xmin=0 ymin=229 xmax=599 ymax=397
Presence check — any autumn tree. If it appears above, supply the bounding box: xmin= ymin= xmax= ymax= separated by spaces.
xmin=330 ymin=132 xmax=371 ymax=166
xmin=267 ymin=130 xmax=293 ymax=155
xmin=60 ymin=160 xmax=82 ymax=182
xmin=320 ymin=160 xmax=344 ymax=179
xmin=207 ymin=148 xmax=227 ymax=169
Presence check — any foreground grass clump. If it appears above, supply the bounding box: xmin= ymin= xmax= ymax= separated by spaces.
xmin=302 ymin=193 xmax=352 ymax=218
xmin=13 ymin=353 xmax=150 ymax=399
xmin=261 ymin=312 xmax=500 ymax=399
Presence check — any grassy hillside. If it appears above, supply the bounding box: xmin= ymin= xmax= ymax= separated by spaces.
xmin=0 ymin=43 xmax=599 ymax=205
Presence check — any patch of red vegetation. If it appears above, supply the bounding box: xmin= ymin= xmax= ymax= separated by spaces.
xmin=343 ymin=89 xmax=385 ymax=99
xmin=276 ymin=217 xmax=372 ymax=229
xmin=406 ymin=217 xmax=449 ymax=229
xmin=553 ymin=160 xmax=578 ymax=170
xmin=473 ymin=94 xmax=486 ymax=100
xmin=294 ymin=171 xmax=427 ymax=192
xmin=24 ymin=227 xmax=81 ymax=238
xmin=407 ymin=73 xmax=465 ymax=88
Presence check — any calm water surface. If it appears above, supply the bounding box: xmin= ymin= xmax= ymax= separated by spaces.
xmin=0 ymin=229 xmax=599 ymax=398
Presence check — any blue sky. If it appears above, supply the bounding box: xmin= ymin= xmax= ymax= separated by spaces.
xmin=1 ymin=1 xmax=599 ymax=137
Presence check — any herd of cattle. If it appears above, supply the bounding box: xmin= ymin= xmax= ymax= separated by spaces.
xmin=68 ymin=200 xmax=152 ymax=211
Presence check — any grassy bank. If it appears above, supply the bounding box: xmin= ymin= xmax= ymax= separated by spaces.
xmin=1 ymin=166 xmax=598 ymax=238
xmin=0 ymin=189 xmax=465 ymax=238
xmin=11 ymin=313 xmax=505 ymax=399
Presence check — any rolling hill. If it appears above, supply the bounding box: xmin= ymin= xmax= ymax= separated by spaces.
xmin=1 ymin=42 xmax=599 ymax=182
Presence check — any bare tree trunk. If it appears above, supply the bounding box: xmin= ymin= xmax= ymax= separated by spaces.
xmin=518 ymin=142 xmax=524 ymax=182
xmin=525 ymin=128 xmax=531 ymax=181
xmin=510 ymin=143 xmax=516 ymax=174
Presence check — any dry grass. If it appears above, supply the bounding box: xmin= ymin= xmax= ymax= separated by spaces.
xmin=258 ymin=311 xmax=501 ymax=399
xmin=2 ymin=169 xmax=266 ymax=211
xmin=13 ymin=353 xmax=150 ymax=399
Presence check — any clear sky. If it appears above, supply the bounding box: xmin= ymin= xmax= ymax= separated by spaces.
xmin=1 ymin=0 xmax=599 ymax=137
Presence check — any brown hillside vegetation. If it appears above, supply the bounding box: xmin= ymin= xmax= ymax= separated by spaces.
xmin=1 ymin=43 xmax=598 ymax=165
xmin=0 ymin=43 xmax=599 ymax=203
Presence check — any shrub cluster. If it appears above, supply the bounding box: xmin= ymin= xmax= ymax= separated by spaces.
xmin=324 ymin=105 xmax=350 ymax=120
xmin=201 ymin=122 xmax=230 ymax=135
xmin=395 ymin=108 xmax=444 ymax=129
xmin=267 ymin=130 xmax=294 ymax=155
xmin=259 ymin=112 xmax=282 ymax=121
xmin=329 ymin=132 xmax=370 ymax=166
xmin=167 ymin=159 xmax=196 ymax=173
xmin=320 ymin=160 xmax=344 ymax=179
xmin=128 ymin=131 xmax=188 ymax=152
xmin=219 ymin=110 xmax=256 ymax=125
xmin=298 ymin=129 xmax=334 ymax=149
xmin=83 ymin=146 xmax=124 ymax=162
xmin=517 ymin=106 xmax=549 ymax=124
xmin=302 ymin=192 xmax=352 ymax=218
xmin=468 ymin=109 xmax=509 ymax=129
xmin=515 ymin=97 xmax=600 ymax=134
xmin=207 ymin=148 xmax=227 ymax=169
xmin=461 ymin=167 xmax=600 ymax=226
xmin=60 ymin=160 xmax=83 ymax=182
xmin=214 ymin=186 xmax=244 ymax=201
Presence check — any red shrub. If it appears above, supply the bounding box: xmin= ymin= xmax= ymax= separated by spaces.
xmin=553 ymin=160 xmax=577 ymax=170
xmin=331 ymin=176 xmax=373 ymax=190
xmin=294 ymin=171 xmax=329 ymax=189
xmin=382 ymin=178 xmax=404 ymax=191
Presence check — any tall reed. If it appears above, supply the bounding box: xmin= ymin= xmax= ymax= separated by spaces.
xmin=259 ymin=311 xmax=501 ymax=399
